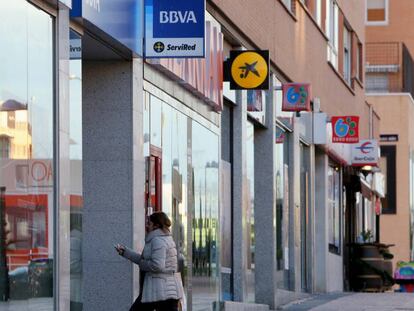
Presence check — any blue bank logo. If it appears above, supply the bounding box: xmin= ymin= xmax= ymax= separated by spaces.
xmin=153 ymin=0 xmax=204 ymax=38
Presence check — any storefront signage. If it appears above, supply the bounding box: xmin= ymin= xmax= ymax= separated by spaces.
xmin=144 ymin=0 xmax=205 ymax=58
xmin=282 ymin=83 xmax=311 ymax=112
xmin=380 ymin=134 xmax=399 ymax=142
xmin=351 ymin=139 xmax=379 ymax=167
xmin=70 ymin=0 xmax=143 ymax=56
xmin=227 ymin=50 xmax=269 ymax=90
xmin=331 ymin=116 xmax=359 ymax=143
xmin=70 ymin=39 xmax=82 ymax=60
xmin=148 ymin=21 xmax=223 ymax=111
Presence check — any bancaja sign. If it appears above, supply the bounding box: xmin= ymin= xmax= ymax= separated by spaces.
xmin=148 ymin=20 xmax=223 ymax=111
xmin=71 ymin=0 xmax=143 ymax=56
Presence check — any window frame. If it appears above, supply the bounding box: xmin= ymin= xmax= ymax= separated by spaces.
xmin=380 ymin=145 xmax=397 ymax=214
xmin=0 ymin=136 xmax=11 ymax=158
xmin=328 ymin=163 xmax=342 ymax=255
xmin=326 ymin=0 xmax=339 ymax=68
xmin=357 ymin=41 xmax=363 ymax=83
xmin=366 ymin=0 xmax=389 ymax=26
xmin=343 ymin=26 xmax=352 ymax=85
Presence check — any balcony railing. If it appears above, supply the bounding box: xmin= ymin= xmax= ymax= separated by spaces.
xmin=365 ymin=42 xmax=414 ymax=97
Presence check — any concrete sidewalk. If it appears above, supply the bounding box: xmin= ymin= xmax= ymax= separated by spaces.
xmin=279 ymin=292 xmax=414 ymax=311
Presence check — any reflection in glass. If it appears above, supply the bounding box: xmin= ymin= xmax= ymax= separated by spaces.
xmin=69 ymin=30 xmax=83 ymax=311
xmin=148 ymin=93 xmax=189 ymax=309
xmin=274 ymin=76 xmax=294 ymax=130
xmin=0 ymin=1 xmax=54 ymax=309
xmin=328 ymin=165 xmax=340 ymax=253
xmin=246 ymin=121 xmax=255 ymax=302
xmin=192 ymin=122 xmax=219 ymax=311
xmin=150 ymin=96 xmax=162 ymax=149
xmin=275 ymin=127 xmax=290 ymax=289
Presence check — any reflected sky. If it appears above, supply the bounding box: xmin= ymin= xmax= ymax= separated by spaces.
xmin=0 ymin=0 xmax=54 ymax=160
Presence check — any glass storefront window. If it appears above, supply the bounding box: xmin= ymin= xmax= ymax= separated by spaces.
xmin=246 ymin=121 xmax=255 ymax=302
xmin=147 ymin=92 xmax=191 ymax=308
xmin=275 ymin=126 xmax=290 ymax=289
xmin=146 ymin=90 xmax=220 ymax=310
xmin=0 ymin=1 xmax=54 ymax=308
xmin=69 ymin=30 xmax=83 ymax=311
xmin=328 ymin=164 xmax=341 ymax=254
xmin=192 ymin=121 xmax=219 ymax=311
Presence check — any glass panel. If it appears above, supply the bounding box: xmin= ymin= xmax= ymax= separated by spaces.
xmin=162 ymin=104 xmax=173 ymax=217
xmin=274 ymin=76 xmax=294 ymax=130
xmin=192 ymin=122 xmax=219 ymax=311
xmin=276 ymin=128 xmax=290 ymax=289
xmin=143 ymin=93 xmax=150 ymax=158
xmin=150 ymin=95 xmax=162 ymax=149
xmin=246 ymin=121 xmax=254 ymax=302
xmin=300 ymin=144 xmax=309 ymax=290
xmin=170 ymin=110 xmax=188 ymax=304
xmin=328 ymin=165 xmax=341 ymax=253
xmin=0 ymin=1 xmax=54 ymax=308
xmin=69 ymin=30 xmax=83 ymax=311
xmin=150 ymin=96 xmax=189 ymax=309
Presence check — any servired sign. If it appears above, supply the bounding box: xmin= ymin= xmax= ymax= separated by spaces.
xmin=332 ymin=116 xmax=359 ymax=143
xmin=145 ymin=0 xmax=205 ymax=58
xmin=282 ymin=83 xmax=311 ymax=112
xmin=147 ymin=20 xmax=223 ymax=110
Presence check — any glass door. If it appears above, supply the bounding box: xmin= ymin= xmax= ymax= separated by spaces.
xmin=300 ymin=143 xmax=310 ymax=291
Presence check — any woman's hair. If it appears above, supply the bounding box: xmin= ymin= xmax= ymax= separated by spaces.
xmin=149 ymin=212 xmax=172 ymax=231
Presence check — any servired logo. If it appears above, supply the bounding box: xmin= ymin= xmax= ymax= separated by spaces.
xmin=355 ymin=141 xmax=374 ymax=154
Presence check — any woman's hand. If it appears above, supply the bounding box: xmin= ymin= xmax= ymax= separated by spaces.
xmin=114 ymin=244 xmax=125 ymax=256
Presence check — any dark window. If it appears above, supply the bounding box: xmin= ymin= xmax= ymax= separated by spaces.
xmin=0 ymin=136 xmax=10 ymax=158
xmin=380 ymin=145 xmax=396 ymax=214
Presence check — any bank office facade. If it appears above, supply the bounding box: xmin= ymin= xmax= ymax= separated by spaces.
xmin=0 ymin=1 xmax=384 ymax=311
xmin=0 ymin=0 xmax=225 ymax=311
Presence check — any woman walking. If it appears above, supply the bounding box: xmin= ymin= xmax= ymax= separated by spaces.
xmin=115 ymin=212 xmax=183 ymax=311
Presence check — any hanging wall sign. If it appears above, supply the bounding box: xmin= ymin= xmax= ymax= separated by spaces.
xmin=351 ymin=139 xmax=379 ymax=166
xmin=332 ymin=116 xmax=359 ymax=143
xmin=282 ymin=83 xmax=311 ymax=112
xmin=227 ymin=50 xmax=270 ymax=90
xmin=145 ymin=0 xmax=205 ymax=58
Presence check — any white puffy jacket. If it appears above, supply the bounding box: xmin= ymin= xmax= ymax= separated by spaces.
xmin=122 ymin=229 xmax=183 ymax=303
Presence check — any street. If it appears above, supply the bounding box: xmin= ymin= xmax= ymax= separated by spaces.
xmin=281 ymin=293 xmax=414 ymax=311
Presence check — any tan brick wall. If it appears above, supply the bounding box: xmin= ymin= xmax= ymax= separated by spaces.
xmin=368 ymin=94 xmax=414 ymax=267
xmin=367 ymin=0 xmax=414 ymax=56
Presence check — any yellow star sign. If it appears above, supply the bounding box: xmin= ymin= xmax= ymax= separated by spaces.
xmin=229 ymin=50 xmax=269 ymax=90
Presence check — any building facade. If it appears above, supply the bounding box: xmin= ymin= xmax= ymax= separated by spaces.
xmin=0 ymin=1 xmax=382 ymax=311
xmin=366 ymin=0 xmax=414 ymax=268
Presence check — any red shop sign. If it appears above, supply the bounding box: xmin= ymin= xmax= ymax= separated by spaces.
xmin=282 ymin=83 xmax=311 ymax=112
xmin=332 ymin=116 xmax=359 ymax=143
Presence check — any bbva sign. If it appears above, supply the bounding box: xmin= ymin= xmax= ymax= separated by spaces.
xmin=159 ymin=11 xmax=198 ymax=24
